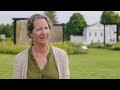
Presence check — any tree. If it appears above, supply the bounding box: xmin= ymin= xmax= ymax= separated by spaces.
xmin=100 ymin=11 xmax=120 ymax=24
xmin=0 ymin=23 xmax=13 ymax=37
xmin=44 ymin=11 xmax=58 ymax=24
xmin=64 ymin=13 xmax=87 ymax=40
xmin=100 ymin=11 xmax=120 ymax=35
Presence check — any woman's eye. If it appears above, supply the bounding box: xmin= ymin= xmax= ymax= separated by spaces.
xmin=44 ymin=27 xmax=48 ymax=30
xmin=36 ymin=27 xmax=48 ymax=31
xmin=36 ymin=28 xmax=42 ymax=31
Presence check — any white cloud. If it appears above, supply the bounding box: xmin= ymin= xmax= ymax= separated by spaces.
xmin=0 ymin=11 xmax=120 ymax=25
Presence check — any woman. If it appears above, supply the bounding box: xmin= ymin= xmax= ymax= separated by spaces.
xmin=13 ymin=14 xmax=70 ymax=79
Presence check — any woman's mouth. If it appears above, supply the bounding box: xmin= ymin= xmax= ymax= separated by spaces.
xmin=40 ymin=36 xmax=47 ymax=40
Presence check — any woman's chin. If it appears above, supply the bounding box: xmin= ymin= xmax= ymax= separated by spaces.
xmin=39 ymin=40 xmax=48 ymax=45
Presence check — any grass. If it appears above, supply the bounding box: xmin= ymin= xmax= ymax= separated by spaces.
xmin=69 ymin=48 xmax=120 ymax=79
xmin=0 ymin=54 xmax=15 ymax=79
xmin=0 ymin=48 xmax=120 ymax=79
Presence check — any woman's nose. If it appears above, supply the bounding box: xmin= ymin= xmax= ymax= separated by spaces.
xmin=41 ymin=28 xmax=46 ymax=34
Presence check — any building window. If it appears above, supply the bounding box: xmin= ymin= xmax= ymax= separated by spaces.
xmin=89 ymin=32 xmax=91 ymax=36
xmin=98 ymin=40 xmax=100 ymax=43
xmin=101 ymin=32 xmax=103 ymax=37
xmin=95 ymin=32 xmax=97 ymax=36
xmin=91 ymin=40 xmax=93 ymax=43
xmin=83 ymin=31 xmax=85 ymax=36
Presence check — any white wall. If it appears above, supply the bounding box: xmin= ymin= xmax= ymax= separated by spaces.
xmin=86 ymin=29 xmax=104 ymax=44
xmin=70 ymin=24 xmax=117 ymax=45
xmin=85 ymin=24 xmax=104 ymax=44
xmin=70 ymin=35 xmax=83 ymax=43
xmin=85 ymin=24 xmax=117 ymax=44
xmin=119 ymin=36 xmax=120 ymax=41
xmin=105 ymin=25 xmax=117 ymax=44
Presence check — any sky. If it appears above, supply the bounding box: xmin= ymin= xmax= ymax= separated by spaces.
xmin=0 ymin=11 xmax=120 ymax=25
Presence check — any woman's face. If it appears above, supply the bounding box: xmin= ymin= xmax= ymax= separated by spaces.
xmin=31 ymin=18 xmax=50 ymax=45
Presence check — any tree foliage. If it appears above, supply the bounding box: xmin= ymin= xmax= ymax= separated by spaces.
xmin=0 ymin=24 xmax=13 ymax=37
xmin=100 ymin=11 xmax=120 ymax=35
xmin=100 ymin=11 xmax=120 ymax=24
xmin=44 ymin=11 xmax=58 ymax=24
xmin=64 ymin=13 xmax=87 ymax=40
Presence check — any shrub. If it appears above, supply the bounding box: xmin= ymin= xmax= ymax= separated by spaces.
xmin=0 ymin=41 xmax=89 ymax=55
xmin=0 ymin=42 xmax=28 ymax=54
xmin=51 ymin=42 xmax=88 ymax=55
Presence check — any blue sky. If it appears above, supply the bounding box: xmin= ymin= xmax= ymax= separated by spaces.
xmin=0 ymin=11 xmax=120 ymax=25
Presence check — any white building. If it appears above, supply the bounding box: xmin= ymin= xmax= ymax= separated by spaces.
xmin=0 ymin=34 xmax=6 ymax=42
xmin=70 ymin=23 xmax=117 ymax=45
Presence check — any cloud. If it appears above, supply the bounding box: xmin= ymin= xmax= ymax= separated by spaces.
xmin=0 ymin=11 xmax=120 ymax=25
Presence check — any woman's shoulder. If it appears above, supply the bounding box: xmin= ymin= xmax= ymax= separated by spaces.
xmin=15 ymin=48 xmax=29 ymax=58
xmin=14 ymin=48 xmax=29 ymax=64
xmin=51 ymin=46 xmax=67 ymax=55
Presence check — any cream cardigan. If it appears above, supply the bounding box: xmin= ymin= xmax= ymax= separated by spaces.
xmin=13 ymin=46 xmax=70 ymax=79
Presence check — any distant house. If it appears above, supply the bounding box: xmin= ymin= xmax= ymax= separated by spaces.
xmin=0 ymin=34 xmax=6 ymax=42
xmin=70 ymin=23 xmax=118 ymax=45
xmin=12 ymin=18 xmax=64 ymax=45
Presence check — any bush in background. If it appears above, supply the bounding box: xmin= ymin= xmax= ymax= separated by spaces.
xmin=0 ymin=41 xmax=88 ymax=55
xmin=0 ymin=42 xmax=28 ymax=54
xmin=50 ymin=41 xmax=88 ymax=55
xmin=88 ymin=42 xmax=120 ymax=51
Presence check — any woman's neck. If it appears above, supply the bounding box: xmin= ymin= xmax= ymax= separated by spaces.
xmin=32 ymin=43 xmax=50 ymax=56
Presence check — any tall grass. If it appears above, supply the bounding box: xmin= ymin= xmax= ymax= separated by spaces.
xmin=0 ymin=41 xmax=86 ymax=55
xmin=0 ymin=42 xmax=29 ymax=54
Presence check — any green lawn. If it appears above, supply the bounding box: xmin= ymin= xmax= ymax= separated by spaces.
xmin=0 ymin=54 xmax=15 ymax=79
xmin=69 ymin=48 xmax=120 ymax=79
xmin=0 ymin=48 xmax=120 ymax=79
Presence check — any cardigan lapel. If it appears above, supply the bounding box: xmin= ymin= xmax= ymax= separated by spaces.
xmin=52 ymin=46 xmax=62 ymax=79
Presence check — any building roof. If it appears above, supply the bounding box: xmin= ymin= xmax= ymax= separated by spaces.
xmin=85 ymin=23 xmax=103 ymax=29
